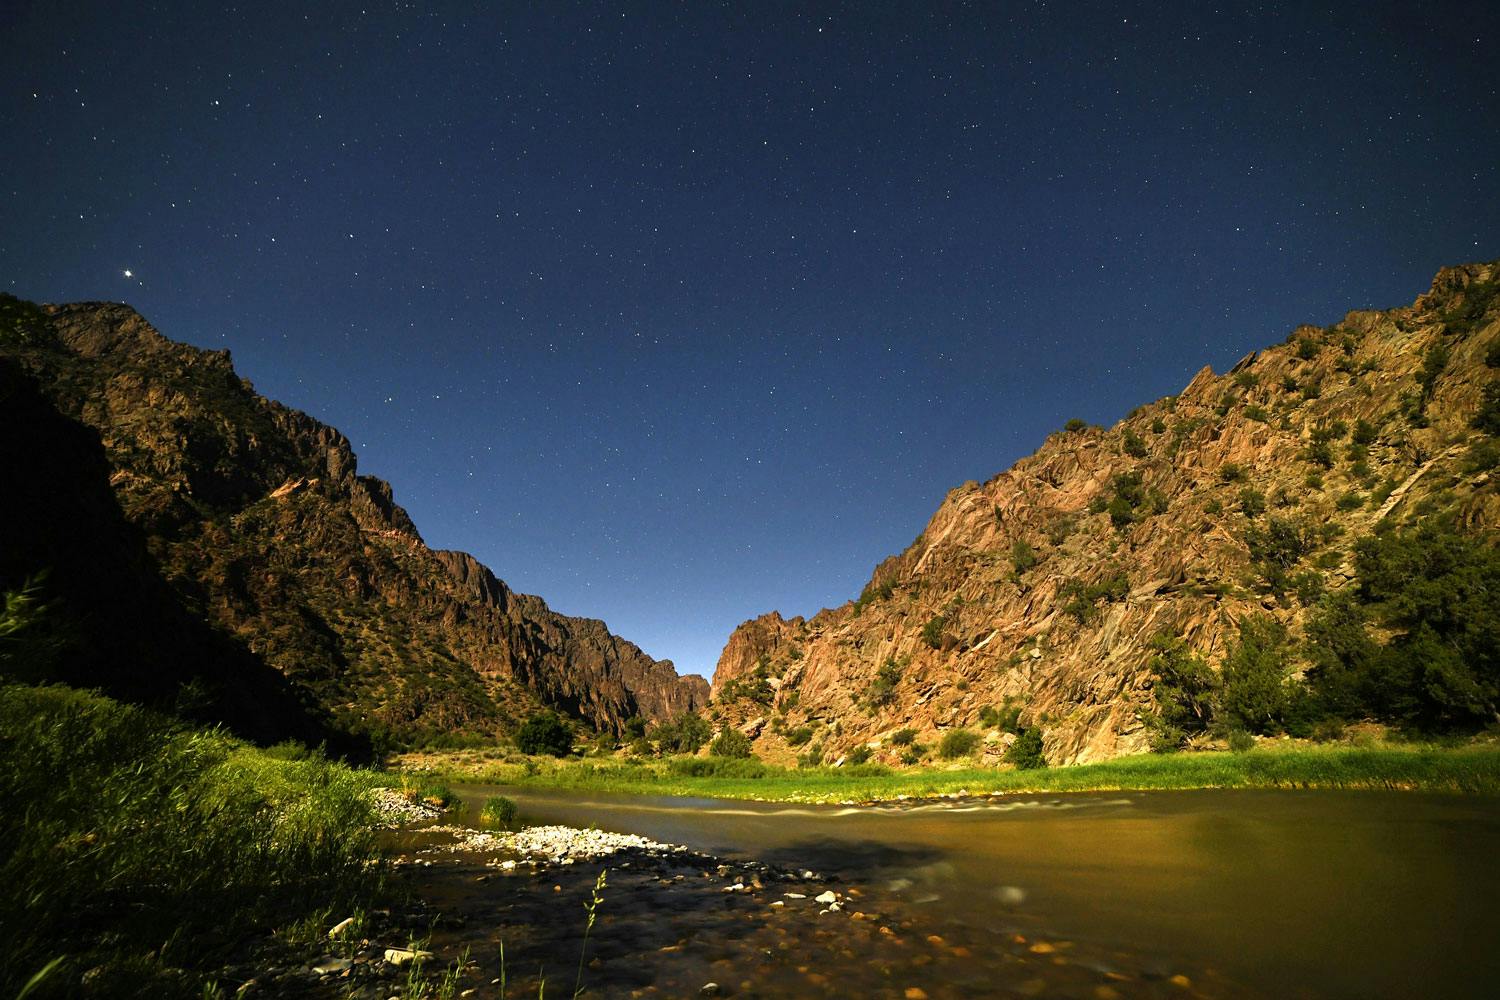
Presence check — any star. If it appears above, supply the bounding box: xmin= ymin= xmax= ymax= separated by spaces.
xmin=122 ymin=269 xmax=133 ymax=278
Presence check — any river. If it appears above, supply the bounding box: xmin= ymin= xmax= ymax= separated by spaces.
xmin=430 ymin=785 xmax=1497 ymax=998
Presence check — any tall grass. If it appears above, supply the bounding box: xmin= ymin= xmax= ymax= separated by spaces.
xmin=0 ymin=683 xmax=386 ymax=998
xmin=404 ymin=743 xmax=1500 ymax=804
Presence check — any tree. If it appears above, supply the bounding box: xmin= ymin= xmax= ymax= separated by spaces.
xmin=516 ymin=711 xmax=573 ymax=756
xmin=1139 ymin=636 xmax=1217 ymax=751
xmin=653 ymin=711 xmax=712 ymax=754
xmin=709 ymin=727 xmax=754 ymax=758
xmin=1005 ymin=727 xmax=1047 ymax=769
xmin=1219 ymin=616 xmax=1293 ymax=734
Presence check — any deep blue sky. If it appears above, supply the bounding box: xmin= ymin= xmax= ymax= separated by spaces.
xmin=4 ymin=2 xmax=1497 ymax=678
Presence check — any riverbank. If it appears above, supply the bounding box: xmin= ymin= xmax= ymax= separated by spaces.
xmin=395 ymin=741 xmax=1500 ymax=804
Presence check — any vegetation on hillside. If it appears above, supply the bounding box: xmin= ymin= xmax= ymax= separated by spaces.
xmin=1144 ymin=516 xmax=1500 ymax=750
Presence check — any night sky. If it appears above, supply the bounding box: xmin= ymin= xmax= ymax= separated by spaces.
xmin=4 ymin=3 xmax=1498 ymax=679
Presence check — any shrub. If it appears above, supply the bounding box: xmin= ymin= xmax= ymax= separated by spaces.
xmin=1059 ymin=568 xmax=1130 ymax=623
xmin=1011 ymin=539 xmax=1040 ymax=574
xmin=1243 ymin=404 xmax=1269 ymax=423
xmin=709 ymin=727 xmax=754 ymax=758
xmin=516 ymin=711 xmax=574 ymax=756
xmin=653 ymin=711 xmax=712 ymax=754
xmin=1064 ymin=418 xmax=1089 ymax=433
xmin=1122 ymin=428 xmax=1148 ymax=457
xmin=864 ymin=656 xmax=907 ymax=708
xmin=1239 ymin=488 xmax=1266 ymax=519
xmin=1305 ymin=440 xmax=1335 ymax=469
xmin=920 ymin=615 xmax=946 ymax=649
xmin=847 ymin=745 xmax=872 ymax=765
xmin=479 ymin=796 xmax=519 ymax=828
xmin=785 ymin=725 xmax=814 ymax=747
xmin=1227 ymin=730 xmax=1256 ymax=753
xmin=1417 ymin=342 xmax=1450 ymax=401
xmin=1139 ymin=636 xmax=1217 ymax=751
xmin=1005 ymin=727 xmax=1047 ymax=770
xmin=1218 ymin=463 xmax=1246 ymax=483
xmin=889 ymin=727 xmax=917 ymax=746
xmin=668 ymin=756 xmax=767 ymax=779
xmin=938 ymin=728 xmax=980 ymax=759
xmin=1219 ymin=616 xmax=1294 ymax=734
xmin=1474 ymin=381 xmax=1500 ymax=435
xmin=1297 ymin=337 xmax=1319 ymax=360
xmin=622 ymin=716 xmax=648 ymax=739
xmin=1352 ymin=419 xmax=1377 ymax=445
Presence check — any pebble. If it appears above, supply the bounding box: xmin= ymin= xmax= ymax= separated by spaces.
xmin=815 ymin=891 xmax=838 ymax=904
xmin=701 ymin=984 xmax=720 ymax=996
xmin=382 ymin=948 xmax=433 ymax=966
xmin=328 ymin=916 xmax=357 ymax=939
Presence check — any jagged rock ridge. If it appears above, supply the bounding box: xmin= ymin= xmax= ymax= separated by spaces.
xmin=711 ymin=263 xmax=1500 ymax=765
xmin=1 ymin=299 xmax=706 ymax=742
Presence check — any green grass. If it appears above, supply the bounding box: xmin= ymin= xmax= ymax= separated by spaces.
xmin=0 ymin=683 xmax=388 ymax=998
xmin=401 ymin=743 xmax=1500 ymax=804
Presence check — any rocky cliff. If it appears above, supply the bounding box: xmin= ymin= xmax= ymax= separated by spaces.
xmin=710 ymin=262 xmax=1500 ymax=765
xmin=0 ymin=298 xmax=705 ymax=743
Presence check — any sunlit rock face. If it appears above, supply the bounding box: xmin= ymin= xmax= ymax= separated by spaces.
xmin=710 ymin=262 xmax=1500 ymax=766
xmin=3 ymin=299 xmax=706 ymax=741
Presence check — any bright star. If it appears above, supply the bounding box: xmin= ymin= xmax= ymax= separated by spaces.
xmin=122 ymin=269 xmax=133 ymax=278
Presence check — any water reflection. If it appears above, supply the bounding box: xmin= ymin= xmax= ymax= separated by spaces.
xmin=444 ymin=785 xmax=1500 ymax=999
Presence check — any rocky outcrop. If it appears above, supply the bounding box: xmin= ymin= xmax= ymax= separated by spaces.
xmin=1 ymin=297 xmax=705 ymax=741
xmin=711 ymin=612 xmax=806 ymax=696
xmin=710 ymin=262 xmax=1500 ymax=765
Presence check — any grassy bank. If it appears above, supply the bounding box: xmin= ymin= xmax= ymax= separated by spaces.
xmin=397 ymin=742 xmax=1500 ymax=804
xmin=0 ymin=683 xmax=387 ymax=999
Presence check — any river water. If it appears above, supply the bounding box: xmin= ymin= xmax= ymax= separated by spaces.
xmin=442 ymin=785 xmax=1498 ymax=999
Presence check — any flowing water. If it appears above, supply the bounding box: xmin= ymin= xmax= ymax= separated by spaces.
xmin=423 ymin=786 xmax=1498 ymax=998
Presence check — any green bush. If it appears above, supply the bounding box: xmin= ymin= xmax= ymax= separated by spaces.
xmin=1239 ymin=488 xmax=1266 ymax=519
xmin=920 ymin=615 xmax=947 ymax=649
xmin=516 ymin=711 xmax=574 ymax=756
xmin=1005 ymin=727 xmax=1047 ymax=770
xmin=785 ymin=725 xmax=814 ymax=747
xmin=652 ymin=711 xmax=712 ymax=754
xmin=709 ymin=727 xmax=754 ymax=758
xmin=1219 ymin=616 xmax=1295 ymax=734
xmin=479 ymin=795 xmax=519 ymax=828
xmin=1140 ymin=636 xmax=1217 ymax=751
xmin=1122 ymin=428 xmax=1148 ymax=457
xmin=864 ymin=656 xmax=907 ymax=709
xmin=889 ymin=727 xmax=917 ymax=746
xmin=1010 ymin=539 xmax=1040 ymax=574
xmin=667 ymin=756 xmax=768 ymax=779
xmin=1063 ymin=418 xmax=1089 ymax=433
xmin=847 ymin=745 xmax=873 ymax=765
xmin=1306 ymin=516 xmax=1500 ymax=730
xmin=1227 ymin=730 xmax=1256 ymax=753
xmin=938 ymin=728 xmax=981 ymax=759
